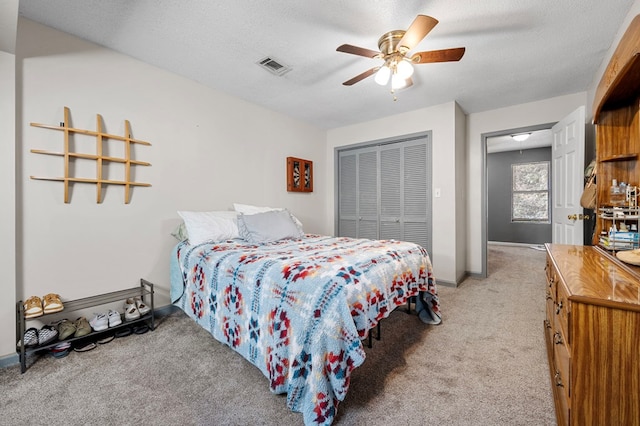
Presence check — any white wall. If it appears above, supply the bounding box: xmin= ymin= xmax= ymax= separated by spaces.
xmin=465 ymin=92 xmax=588 ymax=275
xmin=326 ymin=101 xmax=461 ymax=284
xmin=0 ymin=0 xmax=18 ymax=361
xmin=2 ymin=18 xmax=327 ymax=360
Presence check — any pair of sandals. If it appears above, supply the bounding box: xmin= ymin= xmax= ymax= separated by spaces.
xmin=123 ymin=297 xmax=150 ymax=321
xmin=24 ymin=293 xmax=64 ymax=318
xmin=113 ymin=324 xmax=149 ymax=338
xmin=17 ymin=325 xmax=59 ymax=349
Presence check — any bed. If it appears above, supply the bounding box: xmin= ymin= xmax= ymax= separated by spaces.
xmin=169 ymin=207 xmax=440 ymax=425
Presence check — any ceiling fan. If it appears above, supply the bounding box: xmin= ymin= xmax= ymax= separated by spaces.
xmin=337 ymin=15 xmax=465 ymax=90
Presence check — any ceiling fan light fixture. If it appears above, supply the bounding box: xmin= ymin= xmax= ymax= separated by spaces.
xmin=512 ymin=133 xmax=531 ymax=142
xmin=396 ymin=59 xmax=414 ymax=79
xmin=337 ymin=15 xmax=465 ymax=88
xmin=391 ymin=73 xmax=408 ymax=90
xmin=375 ymin=65 xmax=391 ymax=85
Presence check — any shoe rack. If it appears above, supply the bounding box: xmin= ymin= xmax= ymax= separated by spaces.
xmin=15 ymin=279 xmax=155 ymax=374
xmin=30 ymin=106 xmax=152 ymax=204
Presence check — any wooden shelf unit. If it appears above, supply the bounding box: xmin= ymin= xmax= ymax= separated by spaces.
xmin=592 ymin=15 xmax=640 ymax=245
xmin=30 ymin=106 xmax=151 ymax=204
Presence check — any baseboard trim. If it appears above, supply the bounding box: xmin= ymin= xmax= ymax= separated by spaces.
xmin=466 ymin=272 xmax=485 ymax=279
xmin=0 ymin=352 xmax=17 ymax=369
xmin=436 ymin=279 xmax=458 ymax=288
xmin=488 ymin=241 xmax=546 ymax=249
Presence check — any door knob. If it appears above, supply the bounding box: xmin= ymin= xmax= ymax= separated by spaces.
xmin=567 ymin=214 xmax=577 ymax=220
xmin=579 ymin=214 xmax=590 ymax=220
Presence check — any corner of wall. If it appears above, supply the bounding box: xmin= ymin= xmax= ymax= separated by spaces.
xmin=454 ymin=102 xmax=467 ymax=279
xmin=0 ymin=1 xmax=18 ymax=361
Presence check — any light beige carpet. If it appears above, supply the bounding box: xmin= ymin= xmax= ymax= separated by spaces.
xmin=0 ymin=245 xmax=555 ymax=425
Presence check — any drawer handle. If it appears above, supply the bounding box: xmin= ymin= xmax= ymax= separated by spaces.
xmin=546 ymin=289 xmax=552 ymax=300
xmin=544 ymin=319 xmax=551 ymax=329
xmin=554 ymin=371 xmax=564 ymax=387
xmin=556 ymin=301 xmax=563 ymax=315
xmin=553 ymin=331 xmax=564 ymax=345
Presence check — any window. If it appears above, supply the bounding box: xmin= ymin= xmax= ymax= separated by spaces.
xmin=512 ymin=161 xmax=549 ymax=222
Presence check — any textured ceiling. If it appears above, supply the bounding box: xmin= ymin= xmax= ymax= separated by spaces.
xmin=18 ymin=0 xmax=635 ymax=129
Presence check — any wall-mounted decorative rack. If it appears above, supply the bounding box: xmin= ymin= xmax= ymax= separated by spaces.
xmin=30 ymin=106 xmax=151 ymax=203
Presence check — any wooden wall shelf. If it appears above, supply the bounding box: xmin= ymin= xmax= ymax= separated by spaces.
xmin=30 ymin=107 xmax=151 ymax=203
xmin=593 ymin=15 xmax=640 ymax=122
xmin=600 ymin=153 xmax=639 ymax=162
xmin=592 ymin=15 xmax=640 ymax=244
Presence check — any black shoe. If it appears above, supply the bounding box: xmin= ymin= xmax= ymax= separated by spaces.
xmin=133 ymin=324 xmax=149 ymax=334
xmin=114 ymin=327 xmax=132 ymax=338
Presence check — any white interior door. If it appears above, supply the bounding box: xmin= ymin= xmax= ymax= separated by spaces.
xmin=552 ymin=106 xmax=585 ymax=244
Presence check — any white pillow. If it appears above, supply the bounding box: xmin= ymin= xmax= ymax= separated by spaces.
xmin=237 ymin=210 xmax=303 ymax=243
xmin=176 ymin=211 xmax=239 ymax=245
xmin=233 ymin=203 xmax=304 ymax=231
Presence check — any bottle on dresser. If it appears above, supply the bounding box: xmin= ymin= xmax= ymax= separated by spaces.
xmin=610 ymin=179 xmax=625 ymax=206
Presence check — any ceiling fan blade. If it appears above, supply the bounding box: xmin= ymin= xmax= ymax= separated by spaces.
xmin=337 ymin=44 xmax=381 ymax=59
xmin=398 ymin=15 xmax=439 ymax=51
xmin=342 ymin=67 xmax=380 ymax=86
xmin=411 ymin=47 xmax=466 ymax=64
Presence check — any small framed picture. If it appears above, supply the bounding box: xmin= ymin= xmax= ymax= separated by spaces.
xmin=287 ymin=157 xmax=313 ymax=192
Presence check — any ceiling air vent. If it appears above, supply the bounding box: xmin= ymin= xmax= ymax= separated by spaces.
xmin=257 ymin=56 xmax=292 ymax=76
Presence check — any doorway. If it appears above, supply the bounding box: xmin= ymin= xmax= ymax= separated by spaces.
xmin=481 ymin=123 xmax=556 ymax=278
xmin=486 ymin=130 xmax=553 ymax=246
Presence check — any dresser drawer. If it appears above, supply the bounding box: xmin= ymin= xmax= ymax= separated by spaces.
xmin=555 ymin=375 xmax=570 ymax=426
xmin=553 ymin=331 xmax=571 ymax=397
xmin=555 ymin=281 xmax=571 ymax=347
xmin=545 ymin=255 xmax=557 ymax=299
xmin=553 ymin=337 xmax=571 ymax=425
xmin=545 ymin=299 xmax=554 ymax=332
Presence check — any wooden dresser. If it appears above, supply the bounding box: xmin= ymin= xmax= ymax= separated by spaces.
xmin=544 ymin=243 xmax=640 ymax=426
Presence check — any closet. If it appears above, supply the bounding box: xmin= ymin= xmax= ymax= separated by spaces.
xmin=337 ymin=133 xmax=432 ymax=254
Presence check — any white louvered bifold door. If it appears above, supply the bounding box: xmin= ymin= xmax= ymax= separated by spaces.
xmin=380 ymin=145 xmax=402 ymax=240
xmin=357 ymin=148 xmax=379 ymax=239
xmin=402 ymin=140 xmax=431 ymax=251
xmin=337 ymin=134 xmax=431 ymax=255
xmin=338 ymin=151 xmax=357 ymax=237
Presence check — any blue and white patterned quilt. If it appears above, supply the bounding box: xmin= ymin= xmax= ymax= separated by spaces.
xmin=170 ymin=235 xmax=439 ymax=425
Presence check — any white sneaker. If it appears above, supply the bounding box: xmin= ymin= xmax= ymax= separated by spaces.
xmin=107 ymin=309 xmax=122 ymax=327
xmin=134 ymin=297 xmax=151 ymax=316
xmin=123 ymin=299 xmax=140 ymax=321
xmin=89 ymin=313 xmax=109 ymax=332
